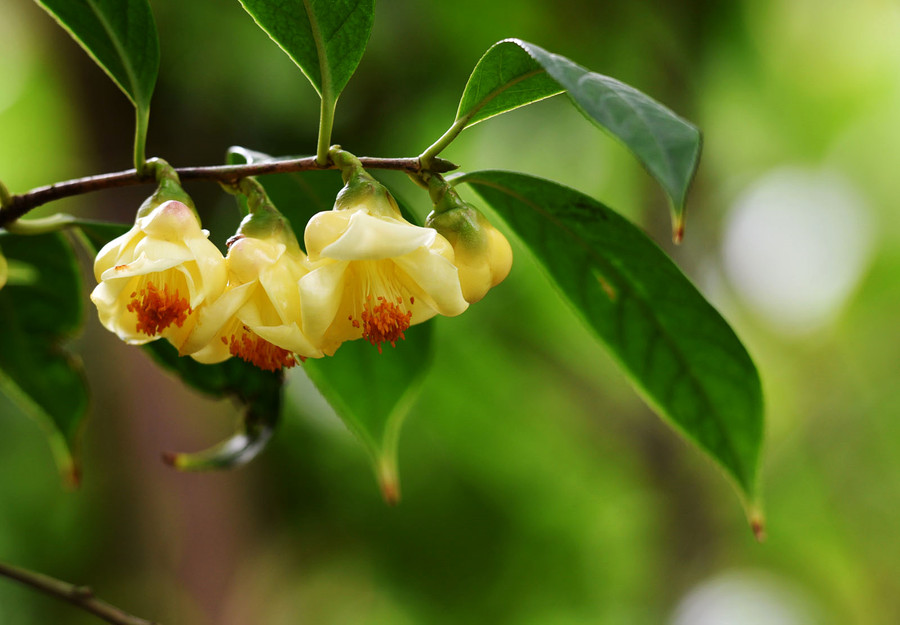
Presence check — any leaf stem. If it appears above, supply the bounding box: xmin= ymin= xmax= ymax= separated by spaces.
xmin=0 ymin=156 xmax=457 ymax=229
xmin=0 ymin=560 xmax=160 ymax=625
xmin=133 ymin=107 xmax=150 ymax=175
xmin=316 ymin=97 xmax=336 ymax=167
xmin=417 ymin=118 xmax=468 ymax=170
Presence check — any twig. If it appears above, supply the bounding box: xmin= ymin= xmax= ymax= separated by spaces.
xmin=0 ymin=560 xmax=159 ymax=625
xmin=0 ymin=155 xmax=457 ymax=228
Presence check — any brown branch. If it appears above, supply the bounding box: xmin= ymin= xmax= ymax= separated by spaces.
xmin=0 ymin=155 xmax=457 ymax=228
xmin=0 ymin=560 xmax=159 ymax=625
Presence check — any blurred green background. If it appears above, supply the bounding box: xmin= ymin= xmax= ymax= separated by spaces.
xmin=2 ymin=0 xmax=899 ymax=623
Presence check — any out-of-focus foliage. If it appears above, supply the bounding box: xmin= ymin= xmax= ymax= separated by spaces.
xmin=2 ymin=1 xmax=900 ymax=624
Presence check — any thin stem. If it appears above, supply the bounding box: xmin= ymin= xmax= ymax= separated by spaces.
xmin=0 ymin=155 xmax=458 ymax=229
xmin=417 ymin=69 xmax=549 ymax=169
xmin=133 ymin=107 xmax=150 ymax=175
xmin=417 ymin=118 xmax=468 ymax=170
xmin=0 ymin=560 xmax=159 ymax=625
xmin=316 ymin=97 xmax=336 ymax=167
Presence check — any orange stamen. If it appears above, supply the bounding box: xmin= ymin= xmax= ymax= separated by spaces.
xmin=127 ymin=282 xmax=192 ymax=336
xmin=355 ymin=295 xmax=413 ymax=353
xmin=227 ymin=325 xmax=297 ymax=371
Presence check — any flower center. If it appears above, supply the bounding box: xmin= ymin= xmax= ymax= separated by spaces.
xmin=344 ymin=261 xmax=417 ymax=353
xmin=350 ymin=295 xmax=414 ymax=353
xmin=222 ymin=325 xmax=299 ymax=371
xmin=127 ymin=282 xmax=192 ymax=336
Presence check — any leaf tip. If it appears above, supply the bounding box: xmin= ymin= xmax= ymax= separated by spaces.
xmin=672 ymin=215 xmax=685 ymax=244
xmin=161 ymin=451 xmax=179 ymax=468
xmin=748 ymin=506 xmax=766 ymax=543
xmin=63 ymin=462 xmax=82 ymax=490
xmin=377 ymin=456 xmax=401 ymax=506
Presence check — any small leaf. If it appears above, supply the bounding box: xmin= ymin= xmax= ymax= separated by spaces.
xmin=0 ymin=232 xmax=88 ymax=486
xmin=77 ymin=221 xmax=284 ymax=470
xmin=303 ymin=322 xmax=433 ymax=504
xmin=34 ymin=0 xmax=159 ymax=112
xmin=237 ymin=0 xmax=375 ymax=100
xmin=458 ymin=170 xmax=763 ymax=505
xmin=455 ymin=39 xmax=701 ymax=238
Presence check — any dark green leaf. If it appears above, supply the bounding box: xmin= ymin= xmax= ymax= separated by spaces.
xmin=458 ymin=170 xmax=763 ymax=504
xmin=237 ymin=0 xmax=375 ymax=100
xmin=76 ymin=220 xmax=284 ymax=470
xmin=455 ymin=39 xmax=701 ymax=238
xmin=34 ymin=0 xmax=159 ymax=113
xmin=0 ymin=232 xmax=87 ymax=486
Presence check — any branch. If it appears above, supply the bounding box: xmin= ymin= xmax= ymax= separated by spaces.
xmin=0 ymin=560 xmax=159 ymax=625
xmin=0 ymin=155 xmax=457 ymax=228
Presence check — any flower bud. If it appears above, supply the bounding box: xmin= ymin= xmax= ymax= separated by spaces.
xmin=426 ymin=203 xmax=512 ymax=304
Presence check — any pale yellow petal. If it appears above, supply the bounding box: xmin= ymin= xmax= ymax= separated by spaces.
xmin=320 ymin=211 xmax=436 ymax=260
xmin=298 ymin=260 xmax=349 ymax=346
xmin=179 ymin=282 xmax=256 ymax=355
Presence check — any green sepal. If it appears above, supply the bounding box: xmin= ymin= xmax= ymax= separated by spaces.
xmin=136 ymin=159 xmax=195 ymax=218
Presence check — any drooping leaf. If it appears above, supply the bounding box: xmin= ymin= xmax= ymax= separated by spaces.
xmin=0 ymin=232 xmax=87 ymax=486
xmin=76 ymin=220 xmax=283 ymax=470
xmin=454 ymin=39 xmax=701 ymax=239
xmin=34 ymin=0 xmax=159 ymax=114
xmin=303 ymin=322 xmax=433 ymax=504
xmin=237 ymin=0 xmax=375 ymax=100
xmin=457 ymin=170 xmax=763 ymax=506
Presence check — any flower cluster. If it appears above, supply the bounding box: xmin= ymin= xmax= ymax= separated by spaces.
xmin=91 ymin=166 xmax=511 ymax=372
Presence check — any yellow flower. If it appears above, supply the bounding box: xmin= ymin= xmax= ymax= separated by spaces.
xmin=426 ymin=205 xmax=512 ymax=304
xmin=90 ymin=200 xmax=227 ymax=348
xmin=181 ymin=230 xmax=323 ymax=370
xmin=299 ymin=181 xmax=468 ymax=355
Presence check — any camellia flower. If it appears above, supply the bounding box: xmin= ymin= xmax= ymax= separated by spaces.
xmin=299 ymin=164 xmax=468 ymax=355
xmin=90 ymin=199 xmax=227 ymax=349
xmin=181 ymin=210 xmax=323 ymax=371
xmin=425 ymin=179 xmax=512 ymax=303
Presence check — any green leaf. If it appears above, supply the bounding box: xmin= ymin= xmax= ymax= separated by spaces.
xmin=454 ymin=39 xmax=701 ymax=239
xmin=34 ymin=0 xmax=159 ymax=113
xmin=237 ymin=0 xmax=375 ymax=100
xmin=457 ymin=170 xmax=763 ymax=506
xmin=76 ymin=220 xmax=284 ymax=471
xmin=0 ymin=232 xmax=87 ymax=486
xmin=304 ymin=322 xmax=433 ymax=504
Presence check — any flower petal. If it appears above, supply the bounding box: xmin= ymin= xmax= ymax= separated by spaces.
xmin=179 ymin=282 xmax=257 ymax=355
xmin=319 ymin=210 xmax=437 ymax=260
